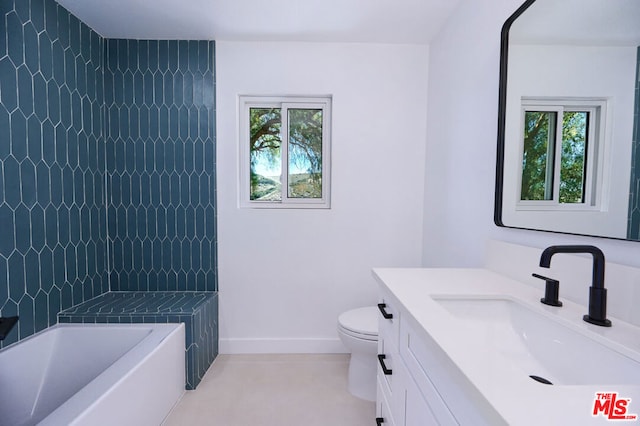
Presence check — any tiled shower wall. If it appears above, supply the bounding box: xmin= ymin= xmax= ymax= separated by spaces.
xmin=628 ymin=47 xmax=640 ymax=240
xmin=1 ymin=0 xmax=217 ymax=348
xmin=0 ymin=0 xmax=108 ymax=346
xmin=104 ymin=39 xmax=217 ymax=292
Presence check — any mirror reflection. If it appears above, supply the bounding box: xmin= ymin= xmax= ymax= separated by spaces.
xmin=496 ymin=0 xmax=640 ymax=240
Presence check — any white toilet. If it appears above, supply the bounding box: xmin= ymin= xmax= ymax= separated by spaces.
xmin=337 ymin=306 xmax=379 ymax=401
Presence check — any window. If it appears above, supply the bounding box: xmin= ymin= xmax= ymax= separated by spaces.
xmin=518 ymin=98 xmax=606 ymax=210
xmin=239 ymin=96 xmax=331 ymax=208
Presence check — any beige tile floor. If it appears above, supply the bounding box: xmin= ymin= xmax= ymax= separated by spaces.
xmin=163 ymin=354 xmax=376 ymax=426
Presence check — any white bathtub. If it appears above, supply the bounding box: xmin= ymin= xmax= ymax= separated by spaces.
xmin=0 ymin=323 xmax=185 ymax=426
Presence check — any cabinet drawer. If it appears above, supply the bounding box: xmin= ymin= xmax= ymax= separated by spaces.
xmin=377 ymin=334 xmax=400 ymax=393
xmin=377 ymin=333 xmax=405 ymax=426
xmin=376 ymin=377 xmax=397 ymax=426
xmin=400 ymin=318 xmax=458 ymax=425
xmin=378 ymin=292 xmax=400 ymax=349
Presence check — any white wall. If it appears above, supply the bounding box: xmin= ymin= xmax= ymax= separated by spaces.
xmin=217 ymin=42 xmax=429 ymax=353
xmin=422 ymin=0 xmax=640 ymax=269
xmin=422 ymin=0 xmax=516 ymax=266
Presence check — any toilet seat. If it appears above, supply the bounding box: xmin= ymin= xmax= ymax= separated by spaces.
xmin=338 ymin=307 xmax=378 ymax=340
xmin=338 ymin=325 xmax=377 ymax=341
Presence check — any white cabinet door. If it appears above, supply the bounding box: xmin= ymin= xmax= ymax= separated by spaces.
xmin=403 ymin=367 xmax=440 ymax=426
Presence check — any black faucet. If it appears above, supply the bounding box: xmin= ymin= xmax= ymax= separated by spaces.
xmin=539 ymin=245 xmax=611 ymax=327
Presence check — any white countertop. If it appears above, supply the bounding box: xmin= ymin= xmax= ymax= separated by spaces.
xmin=373 ymin=267 xmax=640 ymax=425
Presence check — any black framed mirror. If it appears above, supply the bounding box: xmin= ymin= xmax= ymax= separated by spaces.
xmin=495 ymin=0 xmax=640 ymax=240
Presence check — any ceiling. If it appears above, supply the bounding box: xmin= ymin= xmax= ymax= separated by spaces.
xmin=54 ymin=0 xmax=463 ymax=43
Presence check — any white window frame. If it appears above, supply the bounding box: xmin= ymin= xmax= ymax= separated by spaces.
xmin=517 ymin=97 xmax=608 ymax=212
xmin=238 ymin=95 xmax=332 ymax=209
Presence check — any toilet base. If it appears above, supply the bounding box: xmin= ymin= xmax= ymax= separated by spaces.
xmin=347 ymin=352 xmax=377 ymax=401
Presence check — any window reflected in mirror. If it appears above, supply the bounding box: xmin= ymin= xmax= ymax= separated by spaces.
xmin=519 ymin=100 xmax=603 ymax=208
xmin=495 ymin=0 xmax=640 ymax=240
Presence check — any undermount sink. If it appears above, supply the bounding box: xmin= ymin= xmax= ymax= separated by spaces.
xmin=432 ymin=296 xmax=640 ymax=386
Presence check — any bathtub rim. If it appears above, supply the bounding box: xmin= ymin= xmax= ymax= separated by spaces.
xmin=0 ymin=322 xmax=186 ymax=426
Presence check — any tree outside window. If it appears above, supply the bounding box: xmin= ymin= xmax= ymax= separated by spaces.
xmin=240 ymin=97 xmax=331 ymax=208
xmin=519 ymin=99 xmax=602 ymax=208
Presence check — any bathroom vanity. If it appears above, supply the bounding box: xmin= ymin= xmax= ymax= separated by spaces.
xmin=374 ymin=268 xmax=640 ymax=425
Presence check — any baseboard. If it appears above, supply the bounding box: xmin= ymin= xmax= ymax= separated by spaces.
xmin=219 ymin=337 xmax=348 ymax=354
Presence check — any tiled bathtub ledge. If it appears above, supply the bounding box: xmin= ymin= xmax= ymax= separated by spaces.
xmin=58 ymin=291 xmax=218 ymax=390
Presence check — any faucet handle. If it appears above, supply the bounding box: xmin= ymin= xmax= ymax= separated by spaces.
xmin=532 ymin=273 xmax=563 ymax=307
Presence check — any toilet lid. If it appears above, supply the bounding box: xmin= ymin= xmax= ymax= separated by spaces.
xmin=338 ymin=307 xmax=378 ymax=337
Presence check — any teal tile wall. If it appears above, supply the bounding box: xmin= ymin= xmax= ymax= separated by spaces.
xmin=104 ymin=40 xmax=217 ymax=292
xmin=0 ymin=0 xmax=108 ymax=347
xmin=627 ymin=47 xmax=640 ymax=240
xmin=0 ymin=0 xmax=217 ymax=348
